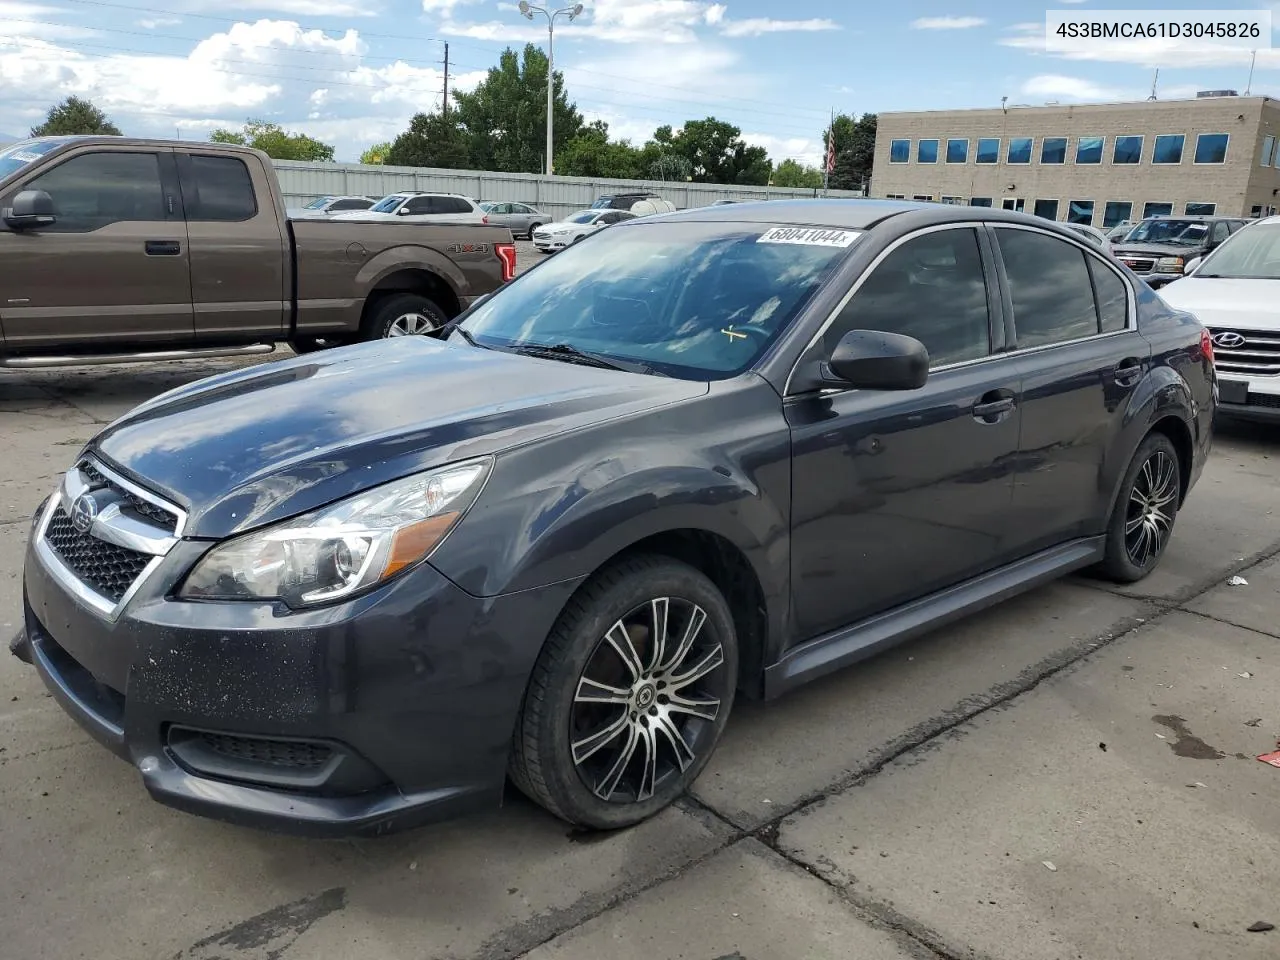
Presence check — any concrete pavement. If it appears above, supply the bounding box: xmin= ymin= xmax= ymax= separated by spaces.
xmin=2 ymin=337 xmax=1279 ymax=959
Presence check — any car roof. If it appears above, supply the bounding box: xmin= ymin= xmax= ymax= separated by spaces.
xmin=659 ymin=198 xmax=1091 ymax=231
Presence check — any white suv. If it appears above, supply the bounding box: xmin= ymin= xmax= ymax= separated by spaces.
xmin=332 ymin=192 xmax=487 ymax=224
xmin=1160 ymin=216 xmax=1280 ymax=421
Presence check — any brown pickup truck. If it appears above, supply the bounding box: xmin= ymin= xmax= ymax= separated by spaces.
xmin=0 ymin=136 xmax=515 ymax=367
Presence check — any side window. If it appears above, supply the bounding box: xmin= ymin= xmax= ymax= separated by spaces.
xmin=828 ymin=228 xmax=991 ymax=368
xmin=996 ymin=229 xmax=1099 ymax=348
xmin=332 ymin=199 xmax=368 ymax=211
xmin=23 ymin=151 xmax=166 ymax=232
xmin=402 ymin=196 xmax=433 ymax=214
xmin=599 ymin=212 xmax=621 ymax=224
xmin=1211 ymin=222 xmax=1230 ymax=244
xmin=1088 ymin=258 xmax=1128 ymax=333
xmin=452 ymin=198 xmax=477 ymax=214
xmin=513 ymin=204 xmax=532 ymax=214
xmin=187 ymin=155 xmax=256 ymax=221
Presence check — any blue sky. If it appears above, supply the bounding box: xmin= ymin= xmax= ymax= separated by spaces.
xmin=1 ymin=0 xmax=1278 ymax=164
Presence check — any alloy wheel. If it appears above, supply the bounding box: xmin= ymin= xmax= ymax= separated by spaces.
xmin=570 ymin=597 xmax=728 ymax=803
xmin=1124 ymin=450 xmax=1178 ymax=568
xmin=386 ymin=312 xmax=439 ymax=337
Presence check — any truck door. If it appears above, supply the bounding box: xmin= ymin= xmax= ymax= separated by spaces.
xmin=0 ymin=146 xmax=193 ymax=350
xmin=175 ymin=150 xmax=287 ymax=341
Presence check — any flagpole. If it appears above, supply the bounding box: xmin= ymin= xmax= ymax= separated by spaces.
xmin=823 ymin=107 xmax=833 ymax=197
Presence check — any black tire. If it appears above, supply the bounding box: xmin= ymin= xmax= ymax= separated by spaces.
xmin=526 ymin=222 xmax=543 ymax=239
xmin=288 ymin=335 xmax=350 ymax=354
xmin=1098 ymin=432 xmax=1182 ymax=583
xmin=509 ymin=555 xmax=738 ymax=830
xmin=360 ymin=293 xmax=449 ymax=341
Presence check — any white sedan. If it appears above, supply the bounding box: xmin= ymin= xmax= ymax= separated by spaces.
xmin=532 ymin=209 xmax=637 ymax=253
xmin=1159 ymin=215 xmax=1280 ymax=422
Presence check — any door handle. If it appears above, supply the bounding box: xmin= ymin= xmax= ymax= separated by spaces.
xmin=144 ymin=240 xmax=181 ymax=256
xmin=1112 ymin=357 xmax=1143 ymax=387
xmin=973 ymin=389 xmax=1017 ymax=422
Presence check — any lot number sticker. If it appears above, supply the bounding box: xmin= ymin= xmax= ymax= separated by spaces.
xmin=757 ymin=226 xmax=860 ymax=247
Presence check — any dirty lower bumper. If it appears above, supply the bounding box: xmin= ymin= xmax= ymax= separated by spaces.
xmin=18 ymin=529 xmax=579 ymax=837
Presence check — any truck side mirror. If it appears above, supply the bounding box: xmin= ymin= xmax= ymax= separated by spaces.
xmin=3 ymin=189 xmax=56 ymax=229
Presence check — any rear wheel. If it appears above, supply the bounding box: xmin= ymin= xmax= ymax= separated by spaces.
xmin=1098 ymin=432 xmax=1182 ymax=582
xmin=509 ymin=555 xmax=738 ymax=830
xmin=360 ymin=293 xmax=449 ymax=341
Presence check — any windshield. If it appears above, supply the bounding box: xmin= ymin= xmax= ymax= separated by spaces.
xmin=303 ymin=197 xmax=331 ymax=209
xmin=0 ymin=138 xmax=65 ymax=180
xmin=1123 ymin=219 xmax=1209 ymax=245
xmin=369 ymin=195 xmax=405 ymax=213
xmin=567 ymin=211 xmax=601 ymax=224
xmin=479 ymin=202 xmax=495 ymax=211
xmin=457 ymin=221 xmax=860 ymax=380
xmin=590 ymin=198 xmax=613 ymax=209
xmin=1195 ymin=223 xmax=1280 ymax=279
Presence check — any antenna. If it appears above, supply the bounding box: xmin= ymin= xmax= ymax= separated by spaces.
xmin=1001 ymin=95 xmax=1008 ymax=114
xmin=1148 ymin=68 xmax=1159 ymax=101
xmin=1247 ymin=49 xmax=1257 ymax=95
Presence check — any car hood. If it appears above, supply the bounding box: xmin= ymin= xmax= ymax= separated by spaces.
xmin=88 ymin=338 xmax=707 ymax=538
xmin=1112 ymin=242 xmax=1204 ymax=258
xmin=1158 ymin=277 xmax=1280 ymax=332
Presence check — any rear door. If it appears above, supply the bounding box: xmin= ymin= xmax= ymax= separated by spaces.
xmin=991 ymin=224 xmax=1151 ymax=554
xmin=0 ymin=146 xmax=192 ymax=350
xmin=176 ymin=150 xmax=287 ymax=341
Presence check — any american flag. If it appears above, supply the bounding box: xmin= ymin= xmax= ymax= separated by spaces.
xmin=825 ymin=127 xmax=836 ymax=173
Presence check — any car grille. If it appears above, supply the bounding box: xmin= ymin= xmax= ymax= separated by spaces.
xmin=1118 ymin=256 xmax=1156 ymax=273
xmin=80 ymin=462 xmax=177 ymax=532
xmin=197 ymin=732 xmax=333 ymax=770
xmin=44 ymin=504 xmax=152 ymax=602
xmin=1247 ymin=393 xmax=1280 ymax=409
xmin=1209 ymin=328 xmax=1280 ymax=376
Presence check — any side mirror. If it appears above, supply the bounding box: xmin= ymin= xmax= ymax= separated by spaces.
xmin=397 ymin=206 xmax=413 ymax=215
xmin=3 ymin=189 xmax=56 ymax=229
xmin=825 ymin=330 xmax=929 ymax=390
xmin=1183 ymin=256 xmax=1202 ymax=275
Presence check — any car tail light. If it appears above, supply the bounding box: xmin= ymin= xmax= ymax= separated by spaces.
xmin=1200 ymin=328 xmax=1214 ymax=365
xmin=496 ymin=242 xmax=516 ymax=282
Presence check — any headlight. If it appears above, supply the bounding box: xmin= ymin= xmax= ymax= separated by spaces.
xmin=1155 ymin=256 xmax=1185 ymax=274
xmin=179 ymin=459 xmax=490 ymax=607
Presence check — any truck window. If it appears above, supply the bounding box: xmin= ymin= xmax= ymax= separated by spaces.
xmin=186 ymin=154 xmax=257 ymax=221
xmin=21 ymin=151 xmax=166 ymax=233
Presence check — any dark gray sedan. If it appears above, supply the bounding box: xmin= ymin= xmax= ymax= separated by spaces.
xmin=479 ymin=201 xmax=548 ymax=239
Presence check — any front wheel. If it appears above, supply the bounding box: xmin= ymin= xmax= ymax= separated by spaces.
xmin=509 ymin=555 xmax=738 ymax=830
xmin=1098 ymin=432 xmax=1182 ymax=582
xmin=360 ymin=293 xmax=449 ymax=341
xmin=526 ymin=222 xmax=543 ymax=239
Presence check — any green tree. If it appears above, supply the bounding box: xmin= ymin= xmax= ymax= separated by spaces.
xmin=824 ymin=112 xmax=875 ymax=192
xmin=209 ymin=120 xmax=334 ymax=161
xmin=653 ymin=117 xmax=771 ymax=185
xmin=452 ymin=44 xmax=583 ymax=174
xmin=772 ymin=158 xmax=823 ymax=189
xmin=385 ymin=113 xmax=470 ymax=169
xmin=555 ymin=120 xmax=645 ymax=179
xmin=360 ymin=141 xmax=392 ymax=165
xmin=30 ymin=96 xmax=121 ymax=137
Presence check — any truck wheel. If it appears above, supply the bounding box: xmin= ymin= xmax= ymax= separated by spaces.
xmin=362 ymin=293 xmax=449 ymax=341
xmin=509 ymin=555 xmax=738 ymax=830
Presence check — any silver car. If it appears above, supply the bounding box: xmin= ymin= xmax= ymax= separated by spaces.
xmin=479 ymin=201 xmax=549 ymax=239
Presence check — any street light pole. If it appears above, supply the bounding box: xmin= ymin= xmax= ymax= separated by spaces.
xmin=518 ymin=1 xmax=583 ymax=176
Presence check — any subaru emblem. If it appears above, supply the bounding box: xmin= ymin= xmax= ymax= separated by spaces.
xmin=70 ymin=492 xmax=98 ymax=534
xmin=1212 ymin=331 xmax=1246 ymax=349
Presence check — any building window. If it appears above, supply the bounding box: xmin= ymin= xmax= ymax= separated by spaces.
xmin=1041 ymin=137 xmax=1068 ymax=164
xmin=1001 ymin=198 xmax=1025 ymax=212
xmin=1113 ymin=136 xmax=1143 ymax=164
xmin=1075 ymin=137 xmax=1104 ymax=164
xmin=889 ymin=139 xmax=910 ymax=163
xmin=1068 ymin=200 xmax=1095 ymax=224
xmin=913 ymin=194 xmax=933 ymax=202
xmin=1007 ymin=137 xmax=1033 ymax=164
xmin=1103 ymin=201 xmax=1133 ymax=228
xmin=1194 ymin=133 xmax=1229 ymax=164
xmin=917 ymin=139 xmax=939 ymax=163
xmin=1262 ymin=136 xmax=1276 ymax=166
xmin=976 ymin=138 xmax=1000 ymax=164
xmin=940 ymin=196 xmax=964 ymax=204
xmin=886 ymin=193 xmax=906 ymax=199
xmin=1143 ymin=201 xmax=1174 ymax=218
xmin=969 ymin=197 xmax=992 ymax=207
xmin=1152 ymin=134 xmax=1184 ymax=164
xmin=1252 ymin=205 xmax=1263 ymax=218
xmin=1185 ymin=202 xmax=1216 ymax=216
xmin=1033 ymin=198 xmax=1059 ymax=220
xmin=946 ymin=138 xmax=969 ymax=163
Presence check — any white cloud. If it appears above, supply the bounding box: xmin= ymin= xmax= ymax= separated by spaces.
xmin=1000 ymin=27 xmax=1272 ymax=69
xmin=703 ymin=2 xmax=724 ymax=25
xmin=741 ymin=131 xmax=820 ymax=167
xmin=911 ymin=16 xmax=986 ymax=30
xmin=0 ymin=0 xmax=96 ymax=38
xmin=209 ymin=0 xmax=378 ymax=17
xmin=137 ymin=16 xmax=182 ymax=28
xmin=1020 ymin=74 xmax=1125 ymax=101
xmin=719 ymin=17 xmax=839 ymax=38
xmin=422 ymin=0 xmax=478 ymax=11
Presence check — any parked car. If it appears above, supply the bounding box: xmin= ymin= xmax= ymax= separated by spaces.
xmin=288 ymin=194 xmax=375 ymax=218
xmin=532 ymin=209 xmax=637 ymax=252
xmin=1063 ymin=222 xmax=1114 ymax=255
xmin=1106 ymin=220 xmax=1138 ymax=241
xmin=1112 ymin=215 xmax=1249 ymax=288
xmin=1159 ymin=214 xmax=1280 ymax=421
xmin=478 ymin=201 xmax=548 ymax=239
xmin=333 ymin=192 xmax=487 ymax=224
xmin=591 ymin=191 xmax=677 ymax=215
xmin=11 ymin=200 xmax=1213 ymax=836
xmin=0 ymin=137 xmax=514 ymax=365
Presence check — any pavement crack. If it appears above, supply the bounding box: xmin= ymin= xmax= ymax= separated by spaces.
xmin=1180 ymin=607 xmax=1280 ymax=642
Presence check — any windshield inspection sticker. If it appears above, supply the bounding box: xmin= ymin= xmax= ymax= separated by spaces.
xmin=9 ymin=151 xmax=40 ymax=162
xmin=757 ymin=226 xmax=860 ymax=247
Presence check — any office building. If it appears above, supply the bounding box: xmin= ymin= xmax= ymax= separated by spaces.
xmin=870 ymin=94 xmax=1280 ymax=225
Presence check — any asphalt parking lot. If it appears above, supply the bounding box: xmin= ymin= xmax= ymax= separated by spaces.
xmin=4 ymin=259 xmax=1280 ymax=958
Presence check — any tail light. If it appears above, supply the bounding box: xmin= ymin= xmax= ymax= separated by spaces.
xmin=1200 ymin=328 xmax=1214 ymax=365
xmin=496 ymin=242 xmax=516 ymax=282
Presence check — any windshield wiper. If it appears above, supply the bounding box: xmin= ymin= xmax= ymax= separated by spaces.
xmin=512 ymin=342 xmax=664 ymax=376
xmin=449 ymin=326 xmax=489 ymax=349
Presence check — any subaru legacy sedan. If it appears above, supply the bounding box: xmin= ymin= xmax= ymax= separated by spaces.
xmin=12 ymin=200 xmax=1214 ymax=836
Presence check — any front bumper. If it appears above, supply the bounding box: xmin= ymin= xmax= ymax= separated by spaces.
xmin=17 ymin=516 xmax=579 ymax=837
xmin=1214 ymin=375 xmax=1280 ymax=424
xmin=532 ymin=235 xmax=569 ymax=251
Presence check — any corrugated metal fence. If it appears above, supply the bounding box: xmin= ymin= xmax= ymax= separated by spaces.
xmin=272 ymin=160 xmax=864 ymax=219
